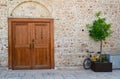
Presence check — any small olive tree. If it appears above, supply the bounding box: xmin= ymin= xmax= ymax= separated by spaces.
xmin=86 ymin=12 xmax=112 ymax=53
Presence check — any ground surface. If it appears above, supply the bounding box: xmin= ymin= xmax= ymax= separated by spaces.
xmin=0 ymin=69 xmax=120 ymax=79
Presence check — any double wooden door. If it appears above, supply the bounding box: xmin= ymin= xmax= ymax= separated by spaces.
xmin=8 ymin=18 xmax=54 ymax=69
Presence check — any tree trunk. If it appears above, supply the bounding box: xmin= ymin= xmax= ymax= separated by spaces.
xmin=99 ymin=40 xmax=103 ymax=62
xmin=100 ymin=40 xmax=102 ymax=54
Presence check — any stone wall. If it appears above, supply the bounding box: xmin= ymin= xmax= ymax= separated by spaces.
xmin=0 ymin=0 xmax=120 ymax=68
xmin=0 ymin=0 xmax=8 ymax=67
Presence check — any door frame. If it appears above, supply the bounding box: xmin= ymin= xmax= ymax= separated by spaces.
xmin=8 ymin=18 xmax=54 ymax=69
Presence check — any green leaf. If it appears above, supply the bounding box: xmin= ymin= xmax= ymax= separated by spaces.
xmin=96 ymin=11 xmax=101 ymax=17
xmin=86 ymin=11 xmax=112 ymax=42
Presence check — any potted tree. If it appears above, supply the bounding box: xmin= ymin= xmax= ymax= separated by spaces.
xmin=86 ymin=11 xmax=113 ymax=72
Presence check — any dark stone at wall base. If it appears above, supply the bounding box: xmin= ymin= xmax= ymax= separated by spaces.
xmin=91 ymin=62 xmax=112 ymax=72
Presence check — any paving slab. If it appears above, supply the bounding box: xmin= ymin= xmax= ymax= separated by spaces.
xmin=0 ymin=69 xmax=120 ymax=79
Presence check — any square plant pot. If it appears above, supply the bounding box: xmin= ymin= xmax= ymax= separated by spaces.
xmin=91 ymin=62 xmax=112 ymax=72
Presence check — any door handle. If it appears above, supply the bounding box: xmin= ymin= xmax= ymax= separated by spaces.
xmin=30 ymin=44 xmax=32 ymax=49
xmin=32 ymin=39 xmax=34 ymax=42
xmin=32 ymin=39 xmax=34 ymax=48
xmin=30 ymin=43 xmax=34 ymax=48
xmin=32 ymin=42 xmax=34 ymax=48
xmin=30 ymin=39 xmax=34 ymax=49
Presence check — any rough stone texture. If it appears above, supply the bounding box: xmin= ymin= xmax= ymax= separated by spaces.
xmin=0 ymin=0 xmax=8 ymax=67
xmin=0 ymin=0 xmax=120 ymax=68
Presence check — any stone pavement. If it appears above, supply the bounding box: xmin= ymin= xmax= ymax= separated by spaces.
xmin=0 ymin=69 xmax=120 ymax=79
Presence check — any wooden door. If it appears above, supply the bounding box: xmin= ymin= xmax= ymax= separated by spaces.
xmin=31 ymin=23 xmax=51 ymax=69
xmin=12 ymin=23 xmax=31 ymax=69
xmin=8 ymin=18 xmax=54 ymax=70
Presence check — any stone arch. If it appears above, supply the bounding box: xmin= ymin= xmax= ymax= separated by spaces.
xmin=10 ymin=1 xmax=52 ymax=17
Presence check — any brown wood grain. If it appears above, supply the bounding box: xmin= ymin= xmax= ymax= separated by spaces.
xmin=8 ymin=18 xmax=54 ymax=69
